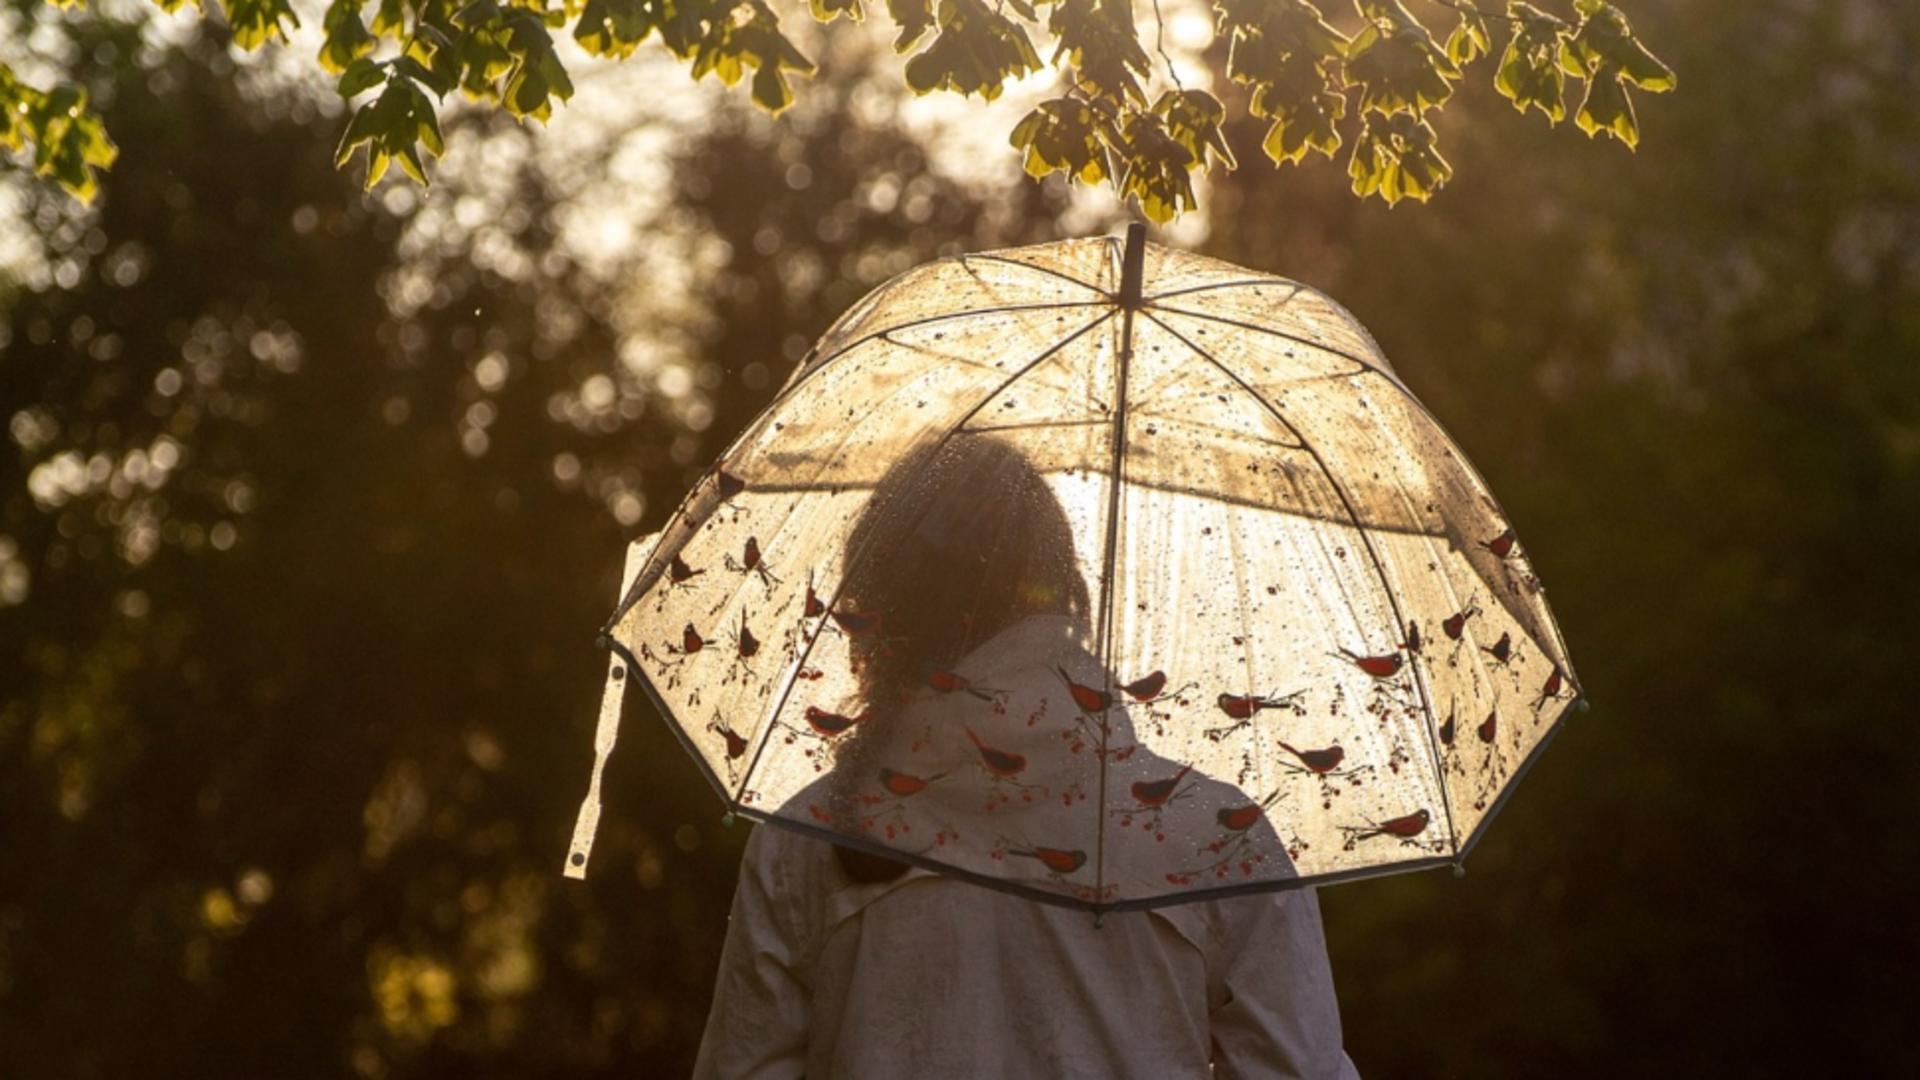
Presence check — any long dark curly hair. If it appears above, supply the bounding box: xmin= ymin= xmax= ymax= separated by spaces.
xmin=828 ymin=432 xmax=1091 ymax=881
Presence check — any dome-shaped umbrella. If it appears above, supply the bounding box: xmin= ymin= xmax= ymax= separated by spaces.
xmin=565 ymin=226 xmax=1582 ymax=914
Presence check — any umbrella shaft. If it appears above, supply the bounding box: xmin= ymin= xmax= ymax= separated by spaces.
xmin=1120 ymin=223 xmax=1146 ymax=309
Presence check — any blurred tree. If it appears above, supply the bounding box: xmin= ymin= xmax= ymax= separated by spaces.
xmin=0 ymin=13 xmax=1064 ymax=1077
xmin=3 ymin=0 xmax=1672 ymax=216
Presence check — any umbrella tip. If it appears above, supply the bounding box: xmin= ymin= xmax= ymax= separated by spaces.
xmin=1120 ymin=223 xmax=1147 ymax=309
xmin=1452 ymin=861 xmax=1468 ymax=879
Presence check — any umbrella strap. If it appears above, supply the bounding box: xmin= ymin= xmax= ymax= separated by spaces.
xmin=564 ymin=534 xmax=656 ymax=879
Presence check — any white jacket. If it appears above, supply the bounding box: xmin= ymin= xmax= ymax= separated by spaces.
xmin=693 ymin=614 xmax=1362 ymax=1079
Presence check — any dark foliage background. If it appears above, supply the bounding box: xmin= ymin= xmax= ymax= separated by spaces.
xmin=3 ymin=2 xmax=1916 ymax=1076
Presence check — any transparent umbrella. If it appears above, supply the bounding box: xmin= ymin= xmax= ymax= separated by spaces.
xmin=565 ymin=226 xmax=1582 ymax=914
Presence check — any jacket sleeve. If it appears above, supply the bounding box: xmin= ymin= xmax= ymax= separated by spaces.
xmin=1208 ymin=887 xmax=1362 ymax=1080
xmin=692 ymin=828 xmax=813 ymax=1080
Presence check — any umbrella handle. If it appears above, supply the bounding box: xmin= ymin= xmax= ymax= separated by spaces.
xmin=564 ymin=534 xmax=659 ymax=880
xmin=1120 ymin=221 xmax=1146 ymax=309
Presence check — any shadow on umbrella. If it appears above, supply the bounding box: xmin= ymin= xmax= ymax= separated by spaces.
xmin=771 ymin=432 xmax=1304 ymax=910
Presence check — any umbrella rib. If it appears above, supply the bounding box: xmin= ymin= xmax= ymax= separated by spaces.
xmin=708 ymin=299 xmax=1107 ymax=513
xmin=1147 ymin=305 xmax=1403 ymax=387
xmin=1145 ymin=278 xmax=1300 ymax=304
xmin=794 ymin=297 xmax=1105 ymax=382
xmin=1159 ymin=305 xmax=1578 ymax=686
xmin=671 ymin=322 xmax=1065 ymax=665
xmin=1090 ymin=301 xmax=1134 ymax=908
xmin=726 ymin=310 xmax=1121 ymax=805
xmin=960 ymin=417 xmax=1111 ymax=436
xmin=1144 ymin=311 xmax=1463 ymax=857
xmin=960 ymin=252 xmax=1112 ymax=297
xmin=1355 ymin=403 xmax=1518 ymax=832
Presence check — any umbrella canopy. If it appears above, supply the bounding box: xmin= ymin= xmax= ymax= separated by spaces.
xmin=566 ymin=226 xmax=1582 ymax=914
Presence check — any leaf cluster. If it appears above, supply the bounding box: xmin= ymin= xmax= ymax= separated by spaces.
xmin=11 ymin=0 xmax=1672 ymax=216
xmin=1 ymin=63 xmax=119 ymax=202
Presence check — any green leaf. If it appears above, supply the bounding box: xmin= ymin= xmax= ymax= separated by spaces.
xmin=334 ymin=75 xmax=446 ymax=188
xmin=1574 ymin=63 xmax=1638 ymax=147
xmin=371 ymin=0 xmax=408 ymax=36
xmin=1223 ymin=0 xmax=1350 ymax=166
xmin=1446 ymin=8 xmax=1490 ymax=67
xmin=223 ymin=0 xmax=302 ymax=50
xmin=15 ymin=79 xmax=119 ymax=203
xmin=453 ymin=0 xmax=504 ymax=29
xmin=1251 ymin=57 xmax=1346 ymax=166
xmin=1217 ymin=0 xmax=1348 ymax=65
xmin=809 ymin=0 xmax=865 ymax=24
xmin=1615 ymin=37 xmax=1674 ymax=91
xmin=500 ymin=17 xmax=579 ymax=120
xmin=1116 ymin=111 xmax=1197 ymax=223
xmin=886 ymin=0 xmax=937 ymax=51
xmin=1049 ymin=0 xmax=1151 ymax=107
xmin=901 ymin=0 xmax=1040 ymax=101
xmin=750 ymin=63 xmax=794 ymax=111
xmin=1347 ymin=112 xmax=1450 ymax=205
xmin=1009 ymin=97 xmax=1117 ymax=184
xmin=392 ymin=56 xmax=445 ymax=95
xmin=686 ymin=2 xmax=816 ymax=115
xmin=1566 ymin=0 xmax=1674 ymax=91
xmin=1152 ymin=89 xmax=1235 ymax=171
xmin=1494 ymin=2 xmax=1570 ymax=123
xmin=575 ymin=0 xmax=657 ymax=58
xmin=337 ymin=56 xmax=388 ymax=98
xmin=1346 ymin=3 xmax=1461 ymax=117
xmin=319 ymin=0 xmax=376 ymax=75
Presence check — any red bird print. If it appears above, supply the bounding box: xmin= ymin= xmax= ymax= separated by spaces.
xmin=1122 ymin=670 xmax=1168 ymax=701
xmin=735 ymin=612 xmax=759 ymax=658
xmin=965 ymin=727 xmax=1027 ymax=777
xmin=1010 ymin=847 xmax=1086 ymax=874
xmin=1532 ymin=667 xmax=1567 ymax=708
xmin=1402 ymin=620 xmax=1423 ymax=654
xmin=1442 ymin=605 xmax=1478 ymax=641
xmin=1217 ymin=803 xmax=1264 ymax=832
xmin=1348 ymin=808 xmax=1431 ymax=841
xmin=804 ymin=574 xmax=826 ymax=618
xmin=928 ymin=669 xmax=995 ymax=702
xmin=1217 ymin=790 xmax=1284 ymax=832
xmin=1480 ymin=529 xmax=1517 ymax=558
xmin=1056 ymin=667 xmax=1111 ymax=713
xmin=1476 ymin=709 xmax=1498 ymax=744
xmin=668 ymin=554 xmax=704 ymax=584
xmin=1336 ymin=648 xmax=1404 ymax=678
xmin=1131 ymin=765 xmax=1194 ymax=807
xmin=1279 ymin=742 xmax=1346 ymax=775
xmin=727 ymin=536 xmax=780 ymax=585
xmin=715 ymin=468 xmax=747 ymax=499
xmin=1215 ymin=691 xmax=1301 ymax=720
xmin=679 ymin=623 xmax=705 ymax=654
xmin=804 ymin=706 xmax=864 ymax=738
xmin=708 ymin=720 xmax=749 ymax=759
xmin=830 ymin=607 xmax=882 ymax=637
xmin=1438 ymin=707 xmax=1457 ymax=746
xmin=1482 ymin=632 xmax=1513 ymax=664
xmin=878 ymin=768 xmax=942 ymax=797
